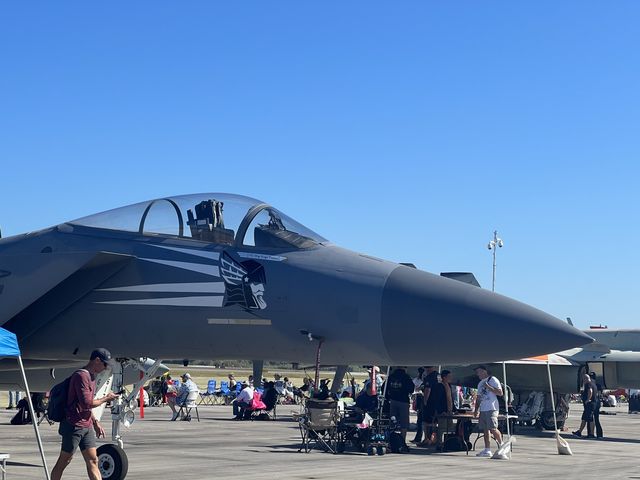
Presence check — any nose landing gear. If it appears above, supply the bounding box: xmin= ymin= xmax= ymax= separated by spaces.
xmin=97 ymin=357 xmax=163 ymax=480
xmin=97 ymin=444 xmax=128 ymax=480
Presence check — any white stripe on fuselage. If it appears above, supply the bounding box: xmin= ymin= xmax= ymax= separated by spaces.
xmin=96 ymin=296 xmax=225 ymax=307
xmin=140 ymin=258 xmax=220 ymax=277
xmin=97 ymin=282 xmax=225 ymax=293
xmin=147 ymin=244 xmax=221 ymax=261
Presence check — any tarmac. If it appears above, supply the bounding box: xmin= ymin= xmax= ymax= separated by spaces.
xmin=1 ymin=403 xmax=639 ymax=480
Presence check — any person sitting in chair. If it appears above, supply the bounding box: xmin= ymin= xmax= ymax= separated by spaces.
xmin=262 ymin=381 xmax=278 ymax=412
xmin=174 ymin=373 xmax=198 ymax=421
xmin=232 ymin=381 xmax=254 ymax=420
xmin=355 ymin=384 xmax=379 ymax=415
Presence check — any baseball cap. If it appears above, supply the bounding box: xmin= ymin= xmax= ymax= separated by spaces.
xmin=182 ymin=373 xmax=191 ymax=380
xmin=90 ymin=348 xmax=113 ymax=366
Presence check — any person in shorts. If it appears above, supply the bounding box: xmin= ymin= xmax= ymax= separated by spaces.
xmin=573 ymin=373 xmax=596 ymax=438
xmin=51 ymin=348 xmax=119 ymax=480
xmin=473 ymin=365 xmax=503 ymax=458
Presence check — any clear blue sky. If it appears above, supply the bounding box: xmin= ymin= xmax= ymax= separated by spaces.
xmin=1 ymin=2 xmax=638 ymax=329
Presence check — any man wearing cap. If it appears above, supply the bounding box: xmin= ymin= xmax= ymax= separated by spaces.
xmin=473 ymin=365 xmax=503 ymax=458
xmin=174 ymin=373 xmax=198 ymax=421
xmin=51 ymin=348 xmax=119 ymax=480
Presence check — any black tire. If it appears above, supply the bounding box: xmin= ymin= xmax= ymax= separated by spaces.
xmin=540 ymin=411 xmax=565 ymax=430
xmin=97 ymin=444 xmax=128 ymax=480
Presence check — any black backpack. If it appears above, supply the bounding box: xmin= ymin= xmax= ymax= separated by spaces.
xmin=389 ymin=431 xmax=408 ymax=453
xmin=47 ymin=370 xmax=83 ymax=423
xmin=10 ymin=399 xmax=32 ymax=425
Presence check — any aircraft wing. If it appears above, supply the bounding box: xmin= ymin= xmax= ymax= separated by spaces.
xmin=1 ymin=251 xmax=132 ymax=342
xmin=557 ymin=343 xmax=612 ymax=362
xmin=505 ymin=353 xmax=575 ymax=365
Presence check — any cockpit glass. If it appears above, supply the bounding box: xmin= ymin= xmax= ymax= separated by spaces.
xmin=69 ymin=193 xmax=327 ymax=248
xmin=242 ymin=207 xmax=326 ymax=249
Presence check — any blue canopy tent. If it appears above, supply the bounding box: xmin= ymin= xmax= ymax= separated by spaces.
xmin=0 ymin=327 xmax=50 ymax=480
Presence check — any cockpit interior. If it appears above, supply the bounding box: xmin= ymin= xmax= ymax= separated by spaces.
xmin=70 ymin=193 xmax=326 ymax=249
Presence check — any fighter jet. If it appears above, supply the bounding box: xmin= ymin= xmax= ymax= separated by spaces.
xmin=0 ymin=193 xmax=590 ymax=366
xmin=443 ymin=328 xmax=640 ymax=430
xmin=0 ymin=193 xmax=591 ymax=479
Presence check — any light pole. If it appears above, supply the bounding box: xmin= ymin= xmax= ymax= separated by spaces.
xmin=487 ymin=230 xmax=504 ymax=292
xmin=487 ymin=229 xmax=511 ymax=449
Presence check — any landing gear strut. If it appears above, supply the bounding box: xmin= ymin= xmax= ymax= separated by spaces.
xmin=99 ymin=358 xmax=163 ymax=480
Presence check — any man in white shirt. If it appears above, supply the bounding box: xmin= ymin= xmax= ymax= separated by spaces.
xmin=473 ymin=365 xmax=503 ymax=457
xmin=232 ymin=382 xmax=254 ymax=420
xmin=175 ymin=373 xmax=199 ymax=421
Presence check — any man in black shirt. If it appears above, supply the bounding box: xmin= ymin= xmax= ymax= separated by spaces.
xmin=418 ymin=366 xmax=438 ymax=446
xmin=355 ymin=384 xmax=379 ymax=414
xmin=589 ymin=372 xmax=604 ymax=438
xmin=385 ymin=367 xmax=414 ymax=444
xmin=573 ymin=373 xmax=596 ymax=438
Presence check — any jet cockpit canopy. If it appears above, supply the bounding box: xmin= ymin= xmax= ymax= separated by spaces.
xmin=69 ymin=193 xmax=327 ymax=249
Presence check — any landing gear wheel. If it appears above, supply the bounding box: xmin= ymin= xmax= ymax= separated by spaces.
xmin=377 ymin=446 xmax=386 ymax=456
xmin=97 ymin=444 xmax=128 ymax=480
xmin=540 ymin=411 xmax=565 ymax=430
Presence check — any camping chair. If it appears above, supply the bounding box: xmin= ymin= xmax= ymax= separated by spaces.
xmin=253 ymin=390 xmax=278 ymax=420
xmin=177 ymin=390 xmax=200 ymax=422
xmin=199 ymin=380 xmax=217 ymax=405
xmin=216 ymin=381 xmax=230 ymax=405
xmin=298 ymin=399 xmax=341 ymax=454
xmin=246 ymin=391 xmax=268 ymax=420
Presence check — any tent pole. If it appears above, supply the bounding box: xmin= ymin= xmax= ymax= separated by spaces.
xmin=547 ymin=360 xmax=558 ymax=432
xmin=502 ymin=361 xmax=510 ymax=439
xmin=17 ymin=355 xmax=51 ymax=480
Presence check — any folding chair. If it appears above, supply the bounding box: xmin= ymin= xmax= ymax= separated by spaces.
xmin=0 ymin=453 xmax=9 ymax=480
xmin=199 ymin=380 xmax=217 ymax=405
xmin=298 ymin=399 xmax=341 ymax=453
xmin=217 ymin=381 xmax=230 ymax=405
xmin=177 ymin=390 xmax=200 ymax=422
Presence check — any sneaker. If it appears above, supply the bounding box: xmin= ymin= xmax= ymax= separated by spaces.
xmin=5 ymin=406 xmax=14 ymax=410
xmin=572 ymin=431 xmax=582 ymax=438
xmin=171 ymin=412 xmax=178 ymax=421
xmin=476 ymin=448 xmax=492 ymax=457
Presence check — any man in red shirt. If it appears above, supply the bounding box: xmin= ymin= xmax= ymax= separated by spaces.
xmin=51 ymin=348 xmax=119 ymax=480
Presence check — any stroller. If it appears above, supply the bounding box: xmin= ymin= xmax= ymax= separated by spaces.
xmin=359 ymin=396 xmax=405 ymax=456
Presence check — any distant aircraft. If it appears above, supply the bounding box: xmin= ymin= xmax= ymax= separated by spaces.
xmin=0 ymin=193 xmax=591 ymax=479
xmin=444 ymin=328 xmax=640 ymax=430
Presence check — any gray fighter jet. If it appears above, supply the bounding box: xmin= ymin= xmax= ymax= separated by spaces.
xmin=0 ymin=193 xmax=591 ymax=479
xmin=0 ymin=193 xmax=590 ymax=365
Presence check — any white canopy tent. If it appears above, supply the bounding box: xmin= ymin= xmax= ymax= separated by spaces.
xmin=0 ymin=327 xmax=50 ymax=479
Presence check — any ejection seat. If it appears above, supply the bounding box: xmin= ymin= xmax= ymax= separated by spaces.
xmin=187 ymin=199 xmax=235 ymax=244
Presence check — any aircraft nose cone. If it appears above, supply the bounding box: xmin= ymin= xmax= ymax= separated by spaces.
xmin=381 ymin=266 xmax=593 ymax=365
